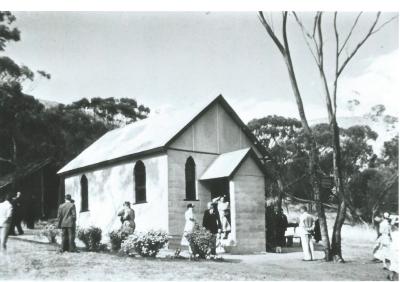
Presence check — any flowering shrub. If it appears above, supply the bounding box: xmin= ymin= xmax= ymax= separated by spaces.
xmin=77 ymin=226 xmax=102 ymax=251
xmin=185 ymin=224 xmax=214 ymax=259
xmin=40 ymin=223 xmax=59 ymax=243
xmin=109 ymin=225 xmax=135 ymax=251
xmin=121 ymin=230 xmax=168 ymax=257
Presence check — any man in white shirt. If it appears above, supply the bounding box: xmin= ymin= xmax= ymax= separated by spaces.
xmin=298 ymin=205 xmax=315 ymax=261
xmin=0 ymin=194 xmax=13 ymax=252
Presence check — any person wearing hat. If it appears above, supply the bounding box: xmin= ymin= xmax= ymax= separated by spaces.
xmin=57 ymin=194 xmax=77 ymax=252
xmin=181 ymin=203 xmax=196 ymax=253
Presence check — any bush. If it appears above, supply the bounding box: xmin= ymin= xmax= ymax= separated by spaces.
xmin=121 ymin=230 xmax=168 ymax=257
xmin=186 ymin=224 xmax=214 ymax=259
xmin=40 ymin=223 xmax=59 ymax=243
xmin=77 ymin=226 xmax=102 ymax=251
xmin=109 ymin=225 xmax=135 ymax=251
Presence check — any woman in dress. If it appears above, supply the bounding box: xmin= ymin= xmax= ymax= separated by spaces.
xmin=373 ymin=212 xmax=392 ymax=269
xmin=181 ymin=203 xmax=196 ymax=254
xmin=213 ymin=195 xmax=231 ymax=239
xmin=117 ymin=202 xmax=136 ymax=231
xmin=388 ymin=222 xmax=399 ymax=280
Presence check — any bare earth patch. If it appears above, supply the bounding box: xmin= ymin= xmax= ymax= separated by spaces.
xmin=0 ymin=225 xmax=389 ymax=281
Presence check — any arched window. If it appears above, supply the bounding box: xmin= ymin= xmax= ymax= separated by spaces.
xmin=134 ymin=160 xmax=146 ymax=203
xmin=80 ymin=175 xmax=89 ymax=212
xmin=185 ymin=157 xmax=196 ymax=200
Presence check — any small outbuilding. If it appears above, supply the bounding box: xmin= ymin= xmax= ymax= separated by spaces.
xmin=58 ymin=95 xmax=267 ymax=253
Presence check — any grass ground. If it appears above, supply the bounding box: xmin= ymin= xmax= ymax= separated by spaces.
xmin=0 ymin=224 xmax=392 ymax=281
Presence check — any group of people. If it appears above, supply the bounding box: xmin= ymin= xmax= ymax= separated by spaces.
xmin=0 ymin=192 xmax=25 ymax=253
xmin=267 ymin=205 xmax=321 ymax=260
xmin=181 ymin=195 xmax=232 ymax=258
xmin=57 ymin=196 xmax=137 ymax=253
xmin=373 ymin=212 xmax=399 ymax=281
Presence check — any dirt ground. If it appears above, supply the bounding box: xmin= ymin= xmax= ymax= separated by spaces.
xmin=0 ymin=224 xmax=392 ymax=281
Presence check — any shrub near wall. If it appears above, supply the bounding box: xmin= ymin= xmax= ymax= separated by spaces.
xmin=109 ymin=225 xmax=135 ymax=251
xmin=121 ymin=230 xmax=168 ymax=257
xmin=41 ymin=223 xmax=60 ymax=243
xmin=186 ymin=224 xmax=214 ymax=259
xmin=77 ymin=226 xmax=102 ymax=251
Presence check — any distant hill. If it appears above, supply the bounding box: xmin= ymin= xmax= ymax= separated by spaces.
xmin=38 ymin=99 xmax=61 ymax=109
xmin=310 ymin=116 xmax=398 ymax=154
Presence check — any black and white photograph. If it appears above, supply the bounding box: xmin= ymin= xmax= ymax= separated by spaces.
xmin=0 ymin=5 xmax=399 ymax=281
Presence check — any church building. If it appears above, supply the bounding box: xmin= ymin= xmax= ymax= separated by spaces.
xmin=58 ymin=95 xmax=267 ymax=253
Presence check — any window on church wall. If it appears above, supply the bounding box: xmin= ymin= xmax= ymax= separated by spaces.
xmin=134 ymin=160 xmax=146 ymax=203
xmin=185 ymin=157 xmax=197 ymax=200
xmin=80 ymin=175 xmax=89 ymax=212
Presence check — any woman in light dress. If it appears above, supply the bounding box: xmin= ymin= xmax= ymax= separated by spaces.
xmin=181 ymin=203 xmax=196 ymax=253
xmin=388 ymin=222 xmax=399 ymax=280
xmin=213 ymin=195 xmax=231 ymax=239
xmin=117 ymin=201 xmax=136 ymax=231
xmin=373 ymin=212 xmax=392 ymax=269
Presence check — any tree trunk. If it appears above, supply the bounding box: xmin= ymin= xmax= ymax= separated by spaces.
xmin=258 ymin=11 xmax=331 ymax=260
xmin=58 ymin=175 xmax=65 ymax=207
xmin=281 ymin=52 xmax=332 ymax=260
xmin=11 ymin=135 xmax=17 ymax=192
xmin=329 ymin=120 xmax=347 ymax=262
xmin=40 ymin=168 xmax=46 ymax=218
xmin=277 ymin=177 xmax=285 ymax=211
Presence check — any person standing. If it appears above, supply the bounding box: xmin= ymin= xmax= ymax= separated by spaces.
xmin=298 ymin=206 xmax=315 ymax=261
xmin=275 ymin=208 xmax=288 ymax=249
xmin=0 ymin=194 xmax=13 ymax=252
xmin=202 ymin=202 xmax=221 ymax=258
xmin=57 ymin=194 xmax=76 ymax=252
xmin=388 ymin=222 xmax=399 ymax=281
xmin=70 ymin=199 xmax=77 ymax=251
xmin=117 ymin=202 xmax=135 ymax=231
xmin=216 ymin=195 xmax=231 ymax=239
xmin=9 ymin=192 xmax=24 ymax=236
xmin=181 ymin=203 xmax=196 ymax=253
xmin=374 ymin=212 xmax=392 ymax=268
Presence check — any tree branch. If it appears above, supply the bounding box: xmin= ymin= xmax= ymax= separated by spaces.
xmin=333 ymin=12 xmax=340 ymax=116
xmin=258 ymin=11 xmax=285 ymax=55
xmin=338 ymin=12 xmax=381 ymax=77
xmin=370 ymin=15 xmax=398 ymax=35
xmin=293 ymin=12 xmax=319 ymax=65
xmin=338 ymin=12 xmax=362 ymax=56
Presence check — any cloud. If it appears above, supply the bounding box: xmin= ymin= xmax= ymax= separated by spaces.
xmin=337 ymin=50 xmax=399 ymax=117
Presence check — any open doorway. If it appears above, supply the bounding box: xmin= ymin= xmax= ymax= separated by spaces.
xmin=208 ymin=178 xmax=230 ymax=201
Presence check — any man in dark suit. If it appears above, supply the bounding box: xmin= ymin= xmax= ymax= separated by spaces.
xmin=202 ymin=202 xmax=221 ymax=257
xmin=57 ymin=194 xmax=76 ymax=252
xmin=9 ymin=192 xmax=24 ymax=236
xmin=275 ymin=208 xmax=288 ymax=248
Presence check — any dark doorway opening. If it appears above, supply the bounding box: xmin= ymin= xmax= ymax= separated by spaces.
xmin=209 ymin=178 xmax=230 ymax=202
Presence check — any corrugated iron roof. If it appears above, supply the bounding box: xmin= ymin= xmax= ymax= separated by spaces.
xmin=58 ymin=95 xmax=267 ymax=175
xmin=0 ymin=158 xmax=52 ymax=190
xmin=57 ymin=97 xmax=216 ymax=174
xmin=199 ymin=148 xmax=251 ymax=180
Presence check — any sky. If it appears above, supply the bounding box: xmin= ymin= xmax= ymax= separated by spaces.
xmin=4 ymin=12 xmax=399 ymax=123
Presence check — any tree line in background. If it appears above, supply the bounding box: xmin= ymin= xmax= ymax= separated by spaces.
xmin=0 ymin=12 xmax=150 ymax=184
xmin=248 ymin=112 xmax=398 ymax=224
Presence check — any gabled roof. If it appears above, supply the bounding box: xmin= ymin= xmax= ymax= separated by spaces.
xmin=58 ymin=95 xmax=266 ymax=176
xmin=0 ymin=158 xmax=52 ymax=190
xmin=199 ymin=148 xmax=251 ymax=180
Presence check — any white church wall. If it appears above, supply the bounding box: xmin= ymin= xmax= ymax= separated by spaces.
xmin=64 ymin=154 xmax=169 ymax=240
